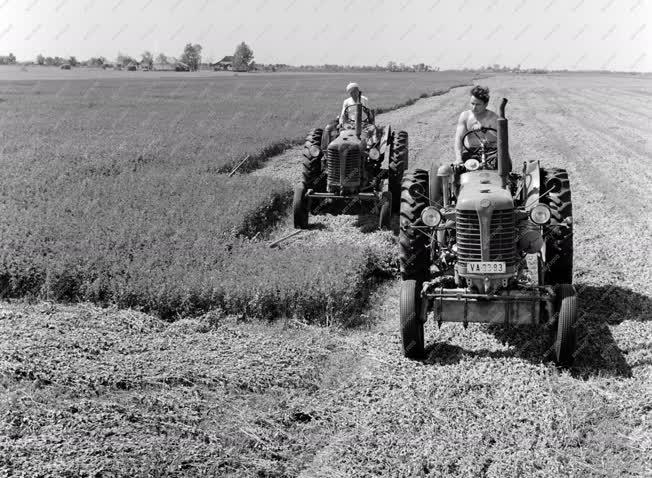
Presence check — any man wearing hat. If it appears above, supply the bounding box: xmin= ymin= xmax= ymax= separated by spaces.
xmin=339 ymin=82 xmax=370 ymax=127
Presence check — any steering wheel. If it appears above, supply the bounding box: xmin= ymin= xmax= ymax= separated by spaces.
xmin=462 ymin=127 xmax=497 ymax=165
xmin=343 ymin=104 xmax=374 ymax=125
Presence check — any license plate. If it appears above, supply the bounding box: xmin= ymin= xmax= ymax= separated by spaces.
xmin=467 ymin=261 xmax=506 ymax=274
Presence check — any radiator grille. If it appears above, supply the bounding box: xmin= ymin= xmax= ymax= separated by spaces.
xmin=326 ymin=147 xmax=360 ymax=187
xmin=457 ymin=210 xmax=516 ymax=266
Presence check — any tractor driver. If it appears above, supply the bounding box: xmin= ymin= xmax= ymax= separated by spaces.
xmin=339 ymin=82 xmax=370 ymax=127
xmin=454 ymin=85 xmax=499 ymax=165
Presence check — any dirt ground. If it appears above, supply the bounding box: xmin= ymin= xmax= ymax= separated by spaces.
xmin=2 ymin=73 xmax=650 ymax=477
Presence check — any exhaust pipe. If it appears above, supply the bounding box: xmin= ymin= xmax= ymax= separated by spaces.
xmin=355 ymin=90 xmax=362 ymax=138
xmin=497 ymin=98 xmax=511 ymax=181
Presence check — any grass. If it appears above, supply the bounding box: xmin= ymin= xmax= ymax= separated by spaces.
xmin=0 ymin=71 xmax=475 ymax=174
xmin=1 ymin=298 xmax=648 ymax=477
xmin=0 ymin=71 xmax=473 ymax=320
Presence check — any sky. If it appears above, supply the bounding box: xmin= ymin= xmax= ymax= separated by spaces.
xmin=1 ymin=0 xmax=650 ymax=71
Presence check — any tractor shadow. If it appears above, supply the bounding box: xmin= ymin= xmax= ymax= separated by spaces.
xmin=423 ymin=284 xmax=650 ymax=379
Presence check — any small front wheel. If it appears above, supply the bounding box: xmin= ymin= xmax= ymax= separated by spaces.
xmin=400 ymin=279 xmax=424 ymax=359
xmin=378 ymin=191 xmax=392 ymax=230
xmin=553 ymin=284 xmax=578 ymax=367
xmin=293 ymin=183 xmax=309 ymax=229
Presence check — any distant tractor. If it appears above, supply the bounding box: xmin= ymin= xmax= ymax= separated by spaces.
xmin=293 ymin=94 xmax=408 ymax=230
xmin=60 ymin=64 xmax=71 ymax=70
xmin=399 ymin=98 xmax=577 ymax=366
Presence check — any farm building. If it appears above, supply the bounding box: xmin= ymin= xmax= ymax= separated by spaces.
xmin=175 ymin=62 xmax=190 ymax=72
xmin=213 ymin=56 xmax=233 ymax=70
xmin=153 ymin=62 xmax=175 ymax=71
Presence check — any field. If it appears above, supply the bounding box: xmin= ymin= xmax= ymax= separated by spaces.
xmin=1 ymin=72 xmax=651 ymax=476
xmin=0 ymin=69 xmax=474 ymax=318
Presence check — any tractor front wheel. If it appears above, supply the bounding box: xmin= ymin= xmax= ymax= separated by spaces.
xmin=293 ymin=183 xmax=309 ymax=229
xmin=553 ymin=284 xmax=578 ymax=367
xmin=400 ymin=279 xmax=424 ymax=359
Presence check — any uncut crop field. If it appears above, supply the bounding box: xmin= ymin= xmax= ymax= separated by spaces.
xmin=0 ymin=69 xmax=474 ymax=318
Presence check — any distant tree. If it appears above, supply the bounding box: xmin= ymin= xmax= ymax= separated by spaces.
xmin=141 ymin=51 xmax=153 ymax=69
xmin=68 ymin=56 xmax=78 ymax=67
xmin=0 ymin=53 xmax=17 ymax=65
xmin=233 ymin=42 xmax=253 ymax=71
xmin=180 ymin=43 xmax=202 ymax=71
xmin=88 ymin=56 xmax=106 ymax=67
xmin=156 ymin=53 xmax=169 ymax=64
xmin=116 ymin=52 xmax=136 ymax=67
xmin=36 ymin=54 xmax=45 ymax=65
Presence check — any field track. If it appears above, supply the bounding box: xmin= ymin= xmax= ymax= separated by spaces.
xmin=1 ymin=73 xmax=650 ymax=476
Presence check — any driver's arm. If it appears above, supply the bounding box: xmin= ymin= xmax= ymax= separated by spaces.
xmin=454 ymin=112 xmax=467 ymax=164
xmin=338 ymin=99 xmax=348 ymax=126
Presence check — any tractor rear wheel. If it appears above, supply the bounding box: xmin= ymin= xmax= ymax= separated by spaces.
xmin=379 ymin=191 xmax=392 ymax=230
xmin=293 ymin=183 xmax=309 ymax=229
xmin=302 ymin=128 xmax=325 ymax=192
xmin=389 ymin=131 xmax=408 ymax=212
xmin=540 ymin=168 xmax=573 ymax=285
xmin=399 ymin=169 xmax=430 ymax=280
xmin=553 ymin=284 xmax=578 ymax=367
xmin=400 ymin=279 xmax=424 ymax=359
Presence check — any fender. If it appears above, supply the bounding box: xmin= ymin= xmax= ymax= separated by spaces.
xmin=523 ymin=160 xmax=541 ymax=211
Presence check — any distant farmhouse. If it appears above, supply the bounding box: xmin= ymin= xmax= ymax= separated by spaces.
xmin=213 ymin=56 xmax=233 ymax=71
xmin=153 ymin=62 xmax=175 ymax=71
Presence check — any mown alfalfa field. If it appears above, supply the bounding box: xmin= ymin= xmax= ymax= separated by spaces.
xmin=0 ymin=69 xmax=474 ymax=320
xmin=1 ymin=72 xmax=651 ymax=477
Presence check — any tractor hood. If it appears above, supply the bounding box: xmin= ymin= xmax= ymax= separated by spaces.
xmin=456 ymin=170 xmax=513 ymax=211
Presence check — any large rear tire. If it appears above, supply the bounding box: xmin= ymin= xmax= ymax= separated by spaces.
xmin=389 ymin=131 xmax=408 ymax=213
xmin=540 ymin=168 xmax=573 ymax=285
xmin=293 ymin=183 xmax=309 ymax=229
xmin=302 ymin=129 xmax=325 ymax=192
xmin=399 ymin=169 xmax=430 ymax=280
xmin=400 ymin=279 xmax=424 ymax=359
xmin=553 ymin=284 xmax=578 ymax=367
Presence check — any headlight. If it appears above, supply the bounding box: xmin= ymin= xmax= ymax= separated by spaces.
xmin=530 ymin=204 xmax=551 ymax=225
xmin=420 ymin=206 xmax=442 ymax=227
xmin=464 ymin=158 xmax=480 ymax=171
xmin=309 ymin=145 xmax=321 ymax=157
xmin=368 ymin=147 xmax=380 ymax=160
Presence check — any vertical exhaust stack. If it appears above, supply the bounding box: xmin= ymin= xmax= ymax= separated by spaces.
xmin=497 ymin=98 xmax=511 ymax=182
xmin=355 ymin=90 xmax=363 ymax=138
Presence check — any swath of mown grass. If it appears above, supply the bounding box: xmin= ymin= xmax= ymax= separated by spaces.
xmin=0 ymin=166 xmax=290 ymax=317
xmin=0 ymin=158 xmax=397 ymax=321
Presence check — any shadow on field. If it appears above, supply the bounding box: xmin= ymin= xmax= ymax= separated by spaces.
xmin=423 ymin=284 xmax=650 ymax=379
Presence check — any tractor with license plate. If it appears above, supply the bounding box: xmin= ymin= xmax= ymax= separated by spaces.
xmin=293 ymin=94 xmax=408 ymax=230
xmin=399 ymin=98 xmax=577 ymax=366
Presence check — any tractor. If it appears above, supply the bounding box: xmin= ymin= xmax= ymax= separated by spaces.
xmin=293 ymin=93 xmax=408 ymax=230
xmin=399 ymin=98 xmax=577 ymax=366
